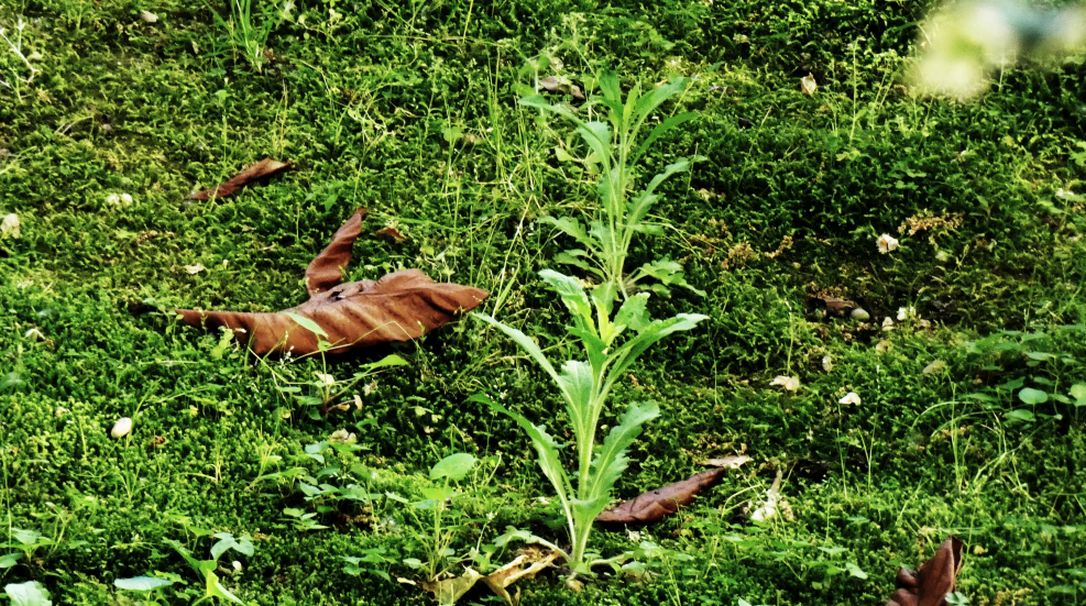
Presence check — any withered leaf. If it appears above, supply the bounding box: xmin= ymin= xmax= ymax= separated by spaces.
xmin=177 ymin=209 xmax=487 ymax=355
xmin=885 ymin=537 xmax=963 ymax=606
xmin=190 ymin=158 xmax=292 ymax=200
xmin=700 ymin=454 xmax=751 ymax=469
xmin=538 ymin=75 xmax=586 ymax=101
xmin=596 ymin=467 xmax=727 ymax=525
xmin=421 ymin=568 xmax=483 ymax=606
xmin=375 ymin=225 xmax=407 ymax=244
xmin=481 ymin=548 xmax=560 ymax=606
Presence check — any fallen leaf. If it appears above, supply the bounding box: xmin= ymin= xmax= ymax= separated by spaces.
xmin=421 ymin=568 xmax=483 ymax=606
xmin=699 ymin=455 xmax=751 ymax=469
xmin=375 ymin=225 xmax=407 ymax=244
xmin=596 ymin=467 xmax=727 ymax=524
xmin=800 ymin=73 xmax=817 ymax=95
xmin=140 ymin=9 xmax=159 ymax=23
xmin=885 ymin=537 xmax=964 ymax=606
xmin=770 ymin=375 xmax=801 ymax=392
xmin=538 ymin=75 xmax=586 ymax=101
xmin=177 ymin=209 xmax=487 ymax=355
xmin=184 ymin=263 xmax=206 ymax=275
xmin=749 ymin=470 xmax=792 ymax=523
xmin=481 ymin=548 xmax=560 ymax=606
xmin=190 ymin=158 xmax=292 ymax=201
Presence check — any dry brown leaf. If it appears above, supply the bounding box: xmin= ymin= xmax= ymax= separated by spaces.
xmin=596 ymin=467 xmax=727 ymax=525
xmin=538 ymin=75 xmax=586 ymax=101
xmin=481 ymin=548 xmax=560 ymax=606
xmin=421 ymin=568 xmax=483 ymax=606
xmin=700 ymin=454 xmax=752 ymax=469
xmin=375 ymin=225 xmax=407 ymax=244
xmin=885 ymin=537 xmax=964 ymax=606
xmin=800 ymin=73 xmax=818 ymax=95
xmin=190 ymin=158 xmax=292 ymax=200
xmin=177 ymin=209 xmax=487 ymax=355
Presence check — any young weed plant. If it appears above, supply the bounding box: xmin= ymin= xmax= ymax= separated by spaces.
xmin=475 ymin=72 xmax=706 ymax=575
xmin=521 ymin=70 xmax=702 ymax=297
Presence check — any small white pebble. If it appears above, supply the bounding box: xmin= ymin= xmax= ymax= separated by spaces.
xmin=821 ymin=355 xmax=834 ymax=372
xmin=111 ymin=417 xmax=133 ymax=438
xmin=897 ymin=306 xmax=918 ymax=321
xmin=882 ymin=317 xmax=895 ymax=331
xmin=850 ymin=307 xmax=871 ymax=321
xmin=838 ymin=391 xmax=862 ymax=405
xmin=231 ymin=560 xmax=242 ymax=571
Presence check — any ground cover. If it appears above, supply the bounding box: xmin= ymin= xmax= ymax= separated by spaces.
xmin=1 ymin=1 xmax=1085 ymax=604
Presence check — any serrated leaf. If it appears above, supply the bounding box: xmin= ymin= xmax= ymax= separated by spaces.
xmin=587 ymin=401 xmax=660 ymax=506
xmin=614 ymin=293 xmax=651 ymax=334
xmin=539 ymin=270 xmax=592 ymax=322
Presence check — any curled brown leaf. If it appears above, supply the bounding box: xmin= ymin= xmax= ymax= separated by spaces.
xmin=885 ymin=537 xmax=963 ymax=606
xmin=177 ymin=209 xmax=487 ymax=355
xmin=190 ymin=158 xmax=292 ymax=200
xmin=596 ymin=467 xmax=727 ymax=525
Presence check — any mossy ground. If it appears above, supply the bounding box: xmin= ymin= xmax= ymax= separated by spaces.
xmin=1 ymin=1 xmax=1085 ymax=604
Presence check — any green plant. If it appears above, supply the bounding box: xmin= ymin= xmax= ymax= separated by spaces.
xmin=207 ymin=0 xmax=288 ymax=72
xmin=261 ymin=315 xmax=410 ymax=418
xmin=116 ymin=533 xmax=254 ymax=604
xmin=475 ymin=270 xmax=705 ymax=573
xmin=521 ymin=71 xmax=702 ymax=298
xmin=0 ymin=16 xmax=40 ymax=100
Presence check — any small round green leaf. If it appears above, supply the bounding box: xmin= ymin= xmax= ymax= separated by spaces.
xmin=429 ymin=453 xmax=477 ymax=482
xmin=1018 ymin=387 xmax=1048 ymax=404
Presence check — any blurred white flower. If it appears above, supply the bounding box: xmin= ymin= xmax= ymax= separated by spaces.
xmin=838 ymin=391 xmax=862 ymax=406
xmin=910 ymin=1 xmax=1086 ymax=100
xmin=1 ymin=213 xmax=20 ymax=239
xmin=876 ymin=233 xmax=899 ymax=254
xmin=770 ymin=375 xmax=801 ymax=392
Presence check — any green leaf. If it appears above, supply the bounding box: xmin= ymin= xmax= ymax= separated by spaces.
xmin=366 ymin=354 xmax=410 ymax=370
xmin=631 ymin=111 xmax=698 ymax=164
xmin=587 ymin=401 xmax=660 ymax=506
xmin=845 ymin=562 xmax=868 ymax=580
xmin=614 ymin=293 xmax=651 ymax=334
xmin=632 ymin=77 xmax=688 ymax=123
xmin=429 ymin=453 xmax=477 ymax=482
xmin=1018 ymin=387 xmax=1048 ymax=404
xmin=472 ymin=313 xmax=560 ymax=386
xmin=0 ymin=553 xmax=20 ymax=569
xmin=1070 ymin=383 xmax=1086 ymax=406
xmin=211 ymin=532 xmax=254 ymax=561
xmin=539 ymin=269 xmax=592 ymax=322
xmin=519 ymin=94 xmax=579 ymax=122
xmin=11 ymin=528 xmax=42 ymax=546
xmin=470 ymin=394 xmax=571 ymax=506
xmin=576 ymin=121 xmax=612 ymax=168
xmin=207 ymin=571 xmax=245 ymax=605
xmin=557 ymin=360 xmax=595 ymax=443
xmin=4 ymin=581 xmax=51 ymax=606
xmin=1006 ymin=409 xmax=1036 ymax=423
xmin=608 ymin=313 xmax=709 ymax=382
xmin=114 ymin=576 xmax=175 ymax=591
xmin=283 ymin=311 xmax=328 ymax=339
xmin=540 ymin=216 xmax=595 ymax=251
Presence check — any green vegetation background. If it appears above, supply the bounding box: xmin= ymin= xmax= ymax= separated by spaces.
xmin=1 ymin=0 xmax=1084 ymax=603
